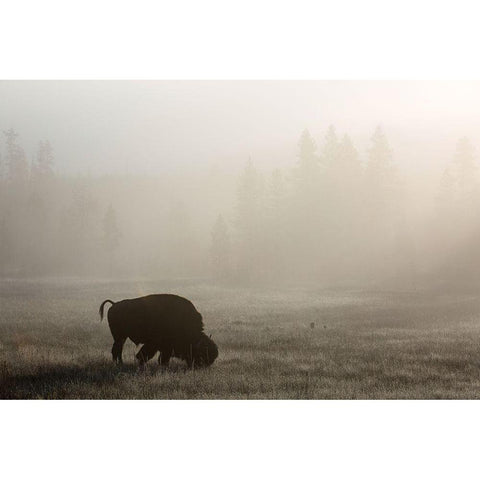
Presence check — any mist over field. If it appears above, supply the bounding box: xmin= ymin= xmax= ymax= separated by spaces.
xmin=1 ymin=81 xmax=480 ymax=288
xmin=2 ymin=80 xmax=480 ymax=399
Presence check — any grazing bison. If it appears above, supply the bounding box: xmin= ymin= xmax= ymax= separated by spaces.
xmin=99 ymin=294 xmax=218 ymax=368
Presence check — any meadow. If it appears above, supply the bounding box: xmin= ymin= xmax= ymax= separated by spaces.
xmin=1 ymin=278 xmax=480 ymax=399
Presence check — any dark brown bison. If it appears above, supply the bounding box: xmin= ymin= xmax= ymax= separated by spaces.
xmin=99 ymin=294 xmax=218 ymax=368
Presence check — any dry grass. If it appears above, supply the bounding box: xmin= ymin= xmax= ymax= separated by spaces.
xmin=1 ymin=279 xmax=480 ymax=399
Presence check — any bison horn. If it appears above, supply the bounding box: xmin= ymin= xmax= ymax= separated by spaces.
xmin=209 ymin=334 xmax=212 ymax=339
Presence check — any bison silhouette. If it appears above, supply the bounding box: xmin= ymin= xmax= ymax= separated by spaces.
xmin=99 ymin=294 xmax=218 ymax=368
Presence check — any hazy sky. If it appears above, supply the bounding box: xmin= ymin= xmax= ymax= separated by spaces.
xmin=1 ymin=80 xmax=479 ymax=175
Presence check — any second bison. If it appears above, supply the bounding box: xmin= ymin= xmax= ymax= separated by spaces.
xmin=99 ymin=294 xmax=218 ymax=368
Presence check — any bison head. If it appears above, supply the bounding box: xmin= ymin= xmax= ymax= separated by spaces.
xmin=193 ymin=333 xmax=218 ymax=367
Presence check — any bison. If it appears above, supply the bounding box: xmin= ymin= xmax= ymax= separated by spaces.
xmin=99 ymin=294 xmax=218 ymax=368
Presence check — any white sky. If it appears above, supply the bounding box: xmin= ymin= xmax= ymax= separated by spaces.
xmin=1 ymin=80 xmax=479 ymax=176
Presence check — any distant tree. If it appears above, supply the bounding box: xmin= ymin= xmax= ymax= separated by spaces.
xmin=365 ymin=126 xmax=394 ymax=187
xmin=70 ymin=182 xmax=97 ymax=231
xmin=319 ymin=125 xmax=341 ymax=221
xmin=431 ymin=139 xmax=480 ymax=284
xmin=268 ymin=169 xmax=287 ymax=219
xmin=321 ymin=125 xmax=340 ymax=170
xmin=0 ymin=215 xmax=13 ymax=275
xmin=1 ymin=129 xmax=29 ymax=273
xmin=22 ymin=191 xmax=48 ymax=274
xmin=58 ymin=181 xmax=98 ymax=273
xmin=295 ymin=129 xmax=318 ymax=185
xmin=32 ymin=140 xmax=55 ymax=184
xmin=323 ymin=133 xmax=364 ymax=280
xmin=3 ymin=128 xmax=28 ymax=189
xmin=18 ymin=140 xmax=56 ymax=275
xmin=265 ymin=169 xmax=287 ymax=276
xmin=338 ymin=134 xmax=362 ymax=179
xmin=364 ymin=126 xmax=398 ymax=221
xmin=362 ymin=126 xmax=401 ymax=280
xmin=289 ymin=129 xmax=325 ymax=279
xmin=436 ymin=137 xmax=479 ymax=227
xmin=210 ymin=214 xmax=231 ymax=279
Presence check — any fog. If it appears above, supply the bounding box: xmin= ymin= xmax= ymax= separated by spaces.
xmin=1 ymin=80 xmax=480 ymax=288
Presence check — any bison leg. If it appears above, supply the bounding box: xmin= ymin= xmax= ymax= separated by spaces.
xmin=111 ymin=337 xmax=126 ymax=364
xmin=185 ymin=345 xmax=194 ymax=369
xmin=136 ymin=343 xmax=158 ymax=366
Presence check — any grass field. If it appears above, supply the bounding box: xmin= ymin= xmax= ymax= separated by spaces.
xmin=1 ymin=278 xmax=480 ymax=399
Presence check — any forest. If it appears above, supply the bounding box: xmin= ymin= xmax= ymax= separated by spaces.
xmin=0 ymin=124 xmax=478 ymax=289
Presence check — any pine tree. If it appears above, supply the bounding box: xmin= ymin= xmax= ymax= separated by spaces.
xmin=33 ymin=140 xmax=55 ymax=183
xmin=433 ymin=139 xmax=480 ymax=283
xmin=364 ymin=126 xmax=397 ymax=219
xmin=265 ymin=169 xmax=287 ymax=276
xmin=3 ymin=128 xmax=28 ymax=188
xmin=59 ymin=181 xmax=98 ymax=273
xmin=321 ymin=125 xmax=340 ymax=170
xmin=325 ymin=133 xmax=364 ymax=280
xmin=333 ymin=133 xmax=363 ymax=215
xmin=268 ymin=169 xmax=286 ymax=215
xmin=436 ymin=137 xmax=479 ymax=231
xmin=289 ymin=129 xmax=324 ymax=279
xmin=1 ymin=129 xmax=29 ymax=272
xmin=338 ymin=134 xmax=362 ymax=178
xmin=0 ymin=215 xmax=13 ymax=275
xmin=296 ymin=129 xmax=318 ymax=183
xmin=362 ymin=126 xmax=399 ymax=280
xmin=365 ymin=126 xmax=393 ymax=186
xmin=320 ymin=125 xmax=341 ymax=219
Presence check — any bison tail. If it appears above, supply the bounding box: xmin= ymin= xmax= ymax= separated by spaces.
xmin=99 ymin=299 xmax=115 ymax=321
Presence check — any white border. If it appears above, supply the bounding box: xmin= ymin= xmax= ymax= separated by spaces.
xmin=2 ymin=1 xmax=480 ymax=479
xmin=1 ymin=400 xmax=479 ymax=480
xmin=1 ymin=0 xmax=480 ymax=79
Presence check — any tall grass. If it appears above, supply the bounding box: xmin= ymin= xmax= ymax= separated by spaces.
xmin=1 ymin=279 xmax=480 ymax=399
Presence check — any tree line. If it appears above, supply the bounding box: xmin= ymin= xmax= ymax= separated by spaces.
xmin=0 ymin=126 xmax=478 ymax=288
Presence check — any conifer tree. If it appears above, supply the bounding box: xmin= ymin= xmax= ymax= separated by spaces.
xmin=364 ymin=126 xmax=397 ymax=219
xmin=362 ymin=126 xmax=400 ymax=279
xmin=365 ymin=126 xmax=393 ymax=186
xmin=33 ymin=140 xmax=55 ymax=184
xmin=3 ymin=128 xmax=28 ymax=188
xmin=321 ymin=125 xmax=340 ymax=170
xmin=338 ymin=134 xmax=362 ymax=178
xmin=265 ymin=169 xmax=287 ymax=276
xmin=296 ymin=129 xmax=318 ymax=184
